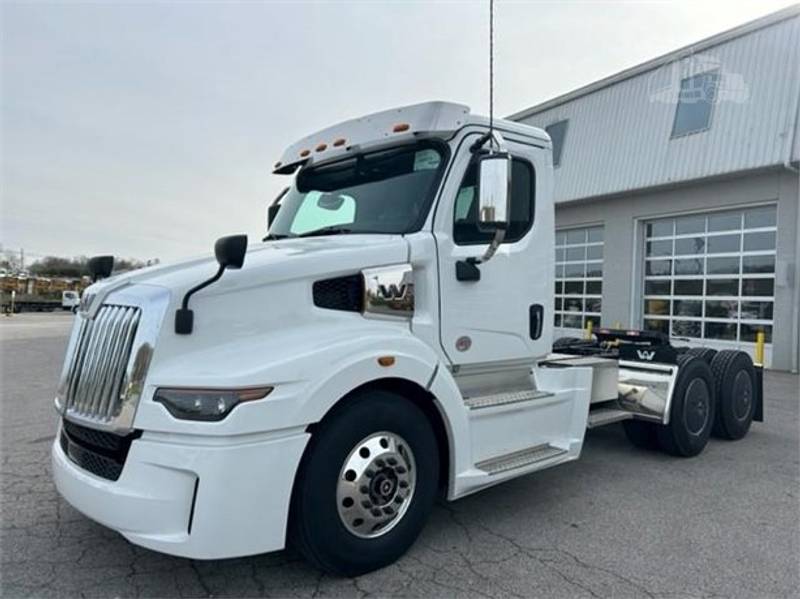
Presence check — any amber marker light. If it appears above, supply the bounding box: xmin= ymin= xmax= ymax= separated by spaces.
xmin=332 ymin=138 xmax=346 ymax=147
xmin=377 ymin=356 xmax=396 ymax=367
xmin=392 ymin=123 xmax=410 ymax=133
xmin=300 ymin=149 xmax=311 ymax=157
xmin=315 ymin=143 xmax=328 ymax=152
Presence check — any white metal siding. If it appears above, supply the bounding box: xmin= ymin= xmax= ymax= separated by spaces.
xmin=515 ymin=15 xmax=800 ymax=204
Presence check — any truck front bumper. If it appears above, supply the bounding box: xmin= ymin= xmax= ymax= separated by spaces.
xmin=52 ymin=423 xmax=309 ymax=559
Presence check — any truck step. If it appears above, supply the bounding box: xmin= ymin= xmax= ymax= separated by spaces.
xmin=464 ymin=389 xmax=553 ymax=410
xmin=476 ymin=443 xmax=567 ymax=475
xmin=587 ymin=408 xmax=633 ymax=428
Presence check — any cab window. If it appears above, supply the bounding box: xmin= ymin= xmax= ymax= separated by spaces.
xmin=453 ymin=157 xmax=535 ymax=244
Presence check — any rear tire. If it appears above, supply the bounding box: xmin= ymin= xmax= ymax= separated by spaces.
xmin=686 ymin=346 xmax=717 ymax=365
xmin=657 ymin=356 xmax=715 ymax=457
xmin=289 ymin=390 xmax=439 ymax=576
xmin=622 ymin=420 xmax=660 ymax=450
xmin=710 ymin=350 xmax=757 ymax=440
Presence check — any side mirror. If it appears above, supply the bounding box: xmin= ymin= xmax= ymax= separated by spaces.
xmin=477 ymin=153 xmax=511 ymax=231
xmin=214 ymin=234 xmax=248 ymax=269
xmin=87 ymin=255 xmax=114 ymax=282
xmin=176 ymin=234 xmax=248 ymax=335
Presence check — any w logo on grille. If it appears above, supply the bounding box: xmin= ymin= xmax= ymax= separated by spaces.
xmin=636 ymin=350 xmax=656 ymax=361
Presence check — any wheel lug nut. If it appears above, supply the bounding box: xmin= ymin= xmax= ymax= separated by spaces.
xmin=399 ymin=480 xmax=409 ymax=489
xmin=394 ymin=496 xmax=403 ymax=504
xmin=387 ymin=457 xmax=397 ymax=466
xmin=365 ymin=469 xmax=375 ymax=478
xmin=375 ymin=459 xmax=385 ymax=468
xmin=395 ymin=466 xmax=406 ymax=474
xmin=361 ymin=500 xmax=372 ymax=508
xmin=383 ymin=506 xmax=394 ymax=515
xmin=371 ymin=508 xmax=382 ymax=517
xmin=359 ymin=485 xmax=369 ymax=494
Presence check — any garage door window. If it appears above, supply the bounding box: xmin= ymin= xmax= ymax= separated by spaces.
xmin=555 ymin=226 xmax=603 ymax=329
xmin=642 ymin=206 xmax=776 ymax=343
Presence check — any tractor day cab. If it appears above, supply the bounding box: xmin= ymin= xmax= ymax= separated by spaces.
xmin=52 ymin=102 xmax=763 ymax=576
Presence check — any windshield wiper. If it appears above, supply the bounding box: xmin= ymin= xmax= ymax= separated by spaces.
xmin=296 ymin=226 xmax=354 ymax=238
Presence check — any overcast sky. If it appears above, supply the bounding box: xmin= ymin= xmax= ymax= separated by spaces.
xmin=1 ymin=0 xmax=796 ymax=264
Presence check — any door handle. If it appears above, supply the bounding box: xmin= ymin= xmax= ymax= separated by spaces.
xmin=529 ymin=304 xmax=544 ymax=340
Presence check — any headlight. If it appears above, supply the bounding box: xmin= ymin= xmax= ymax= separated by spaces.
xmin=154 ymin=387 xmax=273 ymax=421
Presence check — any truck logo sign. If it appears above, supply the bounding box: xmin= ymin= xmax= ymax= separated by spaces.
xmin=362 ymin=264 xmax=415 ymax=318
xmin=378 ymin=283 xmax=408 ymax=300
xmin=636 ymin=350 xmax=656 ymax=361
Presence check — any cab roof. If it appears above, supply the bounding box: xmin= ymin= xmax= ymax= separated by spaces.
xmin=273 ymin=101 xmax=549 ymax=174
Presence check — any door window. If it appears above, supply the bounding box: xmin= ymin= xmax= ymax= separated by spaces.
xmin=453 ymin=158 xmax=535 ymax=244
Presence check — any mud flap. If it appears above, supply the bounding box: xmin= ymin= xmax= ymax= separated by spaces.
xmin=753 ymin=365 xmax=764 ymax=422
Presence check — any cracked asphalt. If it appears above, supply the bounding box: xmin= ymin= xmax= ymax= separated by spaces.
xmin=1 ymin=312 xmax=799 ymax=598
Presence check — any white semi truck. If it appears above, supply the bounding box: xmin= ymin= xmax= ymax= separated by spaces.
xmin=52 ymin=102 xmax=762 ymax=576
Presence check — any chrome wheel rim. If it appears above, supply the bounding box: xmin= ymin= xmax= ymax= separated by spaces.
xmin=336 ymin=432 xmax=416 ymax=539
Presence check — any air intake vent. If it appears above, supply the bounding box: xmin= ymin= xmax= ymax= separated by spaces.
xmin=313 ymin=275 xmax=363 ymax=312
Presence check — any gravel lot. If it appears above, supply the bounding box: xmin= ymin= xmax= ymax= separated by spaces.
xmin=1 ymin=312 xmax=798 ymax=598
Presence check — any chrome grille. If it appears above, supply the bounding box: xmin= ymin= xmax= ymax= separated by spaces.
xmin=62 ymin=305 xmax=142 ymax=422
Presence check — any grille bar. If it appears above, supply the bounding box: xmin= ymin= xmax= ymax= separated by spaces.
xmin=63 ymin=305 xmax=141 ymax=423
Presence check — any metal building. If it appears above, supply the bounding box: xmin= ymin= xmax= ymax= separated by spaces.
xmin=510 ymin=5 xmax=800 ymax=370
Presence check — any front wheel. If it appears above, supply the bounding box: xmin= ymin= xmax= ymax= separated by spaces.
xmin=289 ymin=390 xmax=439 ymax=576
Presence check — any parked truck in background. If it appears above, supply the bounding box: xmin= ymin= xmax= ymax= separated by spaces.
xmin=51 ymin=102 xmax=762 ymax=576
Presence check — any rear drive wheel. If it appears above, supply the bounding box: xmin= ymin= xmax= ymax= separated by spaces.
xmin=290 ymin=390 xmax=438 ymax=576
xmin=710 ymin=350 xmax=757 ymax=440
xmin=622 ymin=420 xmax=660 ymax=450
xmin=686 ymin=346 xmax=717 ymax=365
xmin=657 ymin=355 xmax=715 ymax=457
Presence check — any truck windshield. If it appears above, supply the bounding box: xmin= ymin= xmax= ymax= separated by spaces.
xmin=268 ymin=142 xmax=446 ymax=238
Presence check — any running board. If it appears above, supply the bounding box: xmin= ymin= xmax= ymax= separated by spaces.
xmin=587 ymin=408 xmax=633 ymax=428
xmin=476 ymin=443 xmax=567 ymax=475
xmin=465 ymin=389 xmax=553 ymax=410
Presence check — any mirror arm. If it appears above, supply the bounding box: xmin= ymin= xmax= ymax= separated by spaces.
xmin=467 ymin=227 xmax=507 ymax=266
xmin=174 ymin=264 xmax=226 ymax=335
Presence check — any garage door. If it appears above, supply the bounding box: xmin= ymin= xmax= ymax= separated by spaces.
xmin=555 ymin=225 xmax=604 ymax=334
xmin=642 ymin=205 xmax=776 ymax=364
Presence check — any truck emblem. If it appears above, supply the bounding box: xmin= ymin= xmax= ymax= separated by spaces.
xmin=378 ymin=283 xmax=409 ymax=300
xmin=636 ymin=349 xmax=656 ymax=361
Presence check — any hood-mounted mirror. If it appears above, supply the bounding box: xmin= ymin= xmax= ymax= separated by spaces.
xmin=87 ymin=255 xmax=114 ymax=282
xmin=175 ymin=234 xmax=248 ymax=335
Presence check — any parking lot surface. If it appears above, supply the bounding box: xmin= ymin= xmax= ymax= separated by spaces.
xmin=1 ymin=312 xmax=798 ymax=598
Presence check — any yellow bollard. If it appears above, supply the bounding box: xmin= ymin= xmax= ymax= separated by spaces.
xmin=755 ymin=330 xmax=765 ymax=366
xmin=584 ymin=319 xmax=594 ymax=340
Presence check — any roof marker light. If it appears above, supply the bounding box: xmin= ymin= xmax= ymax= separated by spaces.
xmin=274 ymin=161 xmax=282 ymax=169
xmin=315 ymin=143 xmax=327 ymax=152
xmin=392 ymin=123 xmax=410 ymax=133
xmin=300 ymin=149 xmax=311 ymax=157
xmin=333 ymin=138 xmax=346 ymax=147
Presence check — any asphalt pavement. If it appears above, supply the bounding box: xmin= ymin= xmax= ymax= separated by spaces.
xmin=1 ymin=312 xmax=798 ymax=598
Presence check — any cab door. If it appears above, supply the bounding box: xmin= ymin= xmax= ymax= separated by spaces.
xmin=434 ymin=131 xmax=554 ymax=368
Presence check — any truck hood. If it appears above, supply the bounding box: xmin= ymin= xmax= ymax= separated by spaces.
xmin=88 ymin=235 xmax=410 ymax=311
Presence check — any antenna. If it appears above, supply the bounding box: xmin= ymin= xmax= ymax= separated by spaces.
xmin=489 ymin=0 xmax=495 ymax=148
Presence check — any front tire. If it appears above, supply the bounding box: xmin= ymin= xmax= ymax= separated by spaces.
xmin=289 ymin=390 xmax=439 ymax=576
